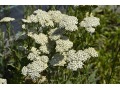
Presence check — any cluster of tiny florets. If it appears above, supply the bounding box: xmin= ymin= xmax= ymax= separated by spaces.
xmin=22 ymin=9 xmax=54 ymax=27
xmin=59 ymin=15 xmax=78 ymax=31
xmin=66 ymin=48 xmax=98 ymax=71
xmin=55 ymin=38 xmax=73 ymax=53
xmin=67 ymin=60 xmax=84 ymax=71
xmin=84 ymin=47 xmax=98 ymax=57
xmin=0 ymin=78 xmax=7 ymax=84
xmin=28 ymin=32 xmax=48 ymax=45
xmin=80 ymin=13 xmax=100 ymax=33
xmin=48 ymin=10 xmax=64 ymax=23
xmin=21 ymin=9 xmax=99 ymax=81
xmin=22 ymin=59 xmax=48 ymax=80
xmin=27 ymin=47 xmax=41 ymax=61
xmin=22 ymin=45 xmax=49 ymax=80
xmin=39 ymin=45 xmax=50 ymax=54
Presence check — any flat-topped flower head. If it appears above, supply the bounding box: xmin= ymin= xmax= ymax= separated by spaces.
xmin=84 ymin=47 xmax=98 ymax=57
xmin=56 ymin=38 xmax=73 ymax=53
xmin=28 ymin=32 xmax=48 ymax=45
xmin=34 ymin=9 xmax=54 ymax=27
xmin=80 ymin=13 xmax=100 ymax=28
xmin=59 ymin=15 xmax=78 ymax=31
xmin=67 ymin=49 xmax=90 ymax=62
xmin=0 ymin=17 xmax=15 ymax=22
xmin=21 ymin=57 xmax=48 ymax=80
xmin=67 ymin=60 xmax=84 ymax=71
xmin=39 ymin=45 xmax=50 ymax=54
xmin=80 ymin=13 xmax=100 ymax=33
xmin=66 ymin=48 xmax=97 ymax=71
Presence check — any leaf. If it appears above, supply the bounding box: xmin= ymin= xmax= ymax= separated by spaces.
xmin=0 ymin=53 xmax=3 ymax=57
xmin=87 ymin=69 xmax=98 ymax=84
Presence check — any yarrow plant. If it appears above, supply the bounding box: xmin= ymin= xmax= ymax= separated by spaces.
xmin=20 ymin=9 xmax=100 ymax=83
xmin=0 ymin=17 xmax=15 ymax=84
xmin=80 ymin=12 xmax=100 ymax=33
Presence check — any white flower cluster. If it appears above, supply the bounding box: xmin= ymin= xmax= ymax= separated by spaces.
xmin=22 ymin=9 xmax=54 ymax=27
xmin=84 ymin=47 xmax=98 ymax=57
xmin=48 ymin=10 xmax=64 ymax=23
xmin=48 ymin=10 xmax=78 ymax=31
xmin=39 ymin=45 xmax=50 ymax=54
xmin=22 ymin=24 xmax=26 ymax=29
xmin=28 ymin=32 xmax=48 ymax=45
xmin=27 ymin=47 xmax=41 ymax=61
xmin=0 ymin=78 xmax=7 ymax=84
xmin=80 ymin=13 xmax=100 ymax=33
xmin=34 ymin=9 xmax=54 ymax=27
xmin=56 ymin=38 xmax=73 ymax=53
xmin=21 ymin=9 xmax=99 ymax=81
xmin=67 ymin=48 xmax=98 ymax=71
xmin=22 ymin=59 xmax=48 ymax=80
xmin=0 ymin=17 xmax=15 ymax=22
xmin=67 ymin=60 xmax=84 ymax=71
xmin=22 ymin=46 xmax=49 ymax=80
xmin=38 ymin=76 xmax=47 ymax=83
xmin=22 ymin=9 xmax=78 ymax=32
xmin=59 ymin=15 xmax=78 ymax=31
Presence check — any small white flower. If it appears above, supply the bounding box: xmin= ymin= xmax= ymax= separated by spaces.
xmin=22 ymin=59 xmax=48 ymax=80
xmin=67 ymin=49 xmax=90 ymax=62
xmin=86 ymin=27 xmax=95 ymax=33
xmin=34 ymin=9 xmax=54 ymax=27
xmin=31 ymin=47 xmax=41 ymax=55
xmin=21 ymin=66 xmax=28 ymax=76
xmin=27 ymin=53 xmax=38 ymax=61
xmin=27 ymin=47 xmax=41 ymax=61
xmin=66 ymin=49 xmax=91 ymax=71
xmin=38 ymin=76 xmax=46 ymax=83
xmin=56 ymin=38 xmax=73 ymax=53
xmin=48 ymin=10 xmax=64 ymax=23
xmin=39 ymin=45 xmax=50 ymax=54
xmin=67 ymin=61 xmax=84 ymax=71
xmin=80 ymin=13 xmax=100 ymax=33
xmin=80 ymin=14 xmax=100 ymax=28
xmin=59 ymin=15 xmax=78 ymax=31
xmin=0 ymin=17 xmax=15 ymax=22
xmin=84 ymin=47 xmax=98 ymax=57
xmin=0 ymin=78 xmax=7 ymax=84
xmin=36 ymin=55 xmax=49 ymax=63
xmin=76 ymin=50 xmax=91 ymax=62
xmin=36 ymin=33 xmax=48 ymax=45
xmin=67 ymin=49 xmax=77 ymax=62
xmin=22 ymin=24 xmax=26 ymax=29
xmin=28 ymin=32 xmax=48 ymax=45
